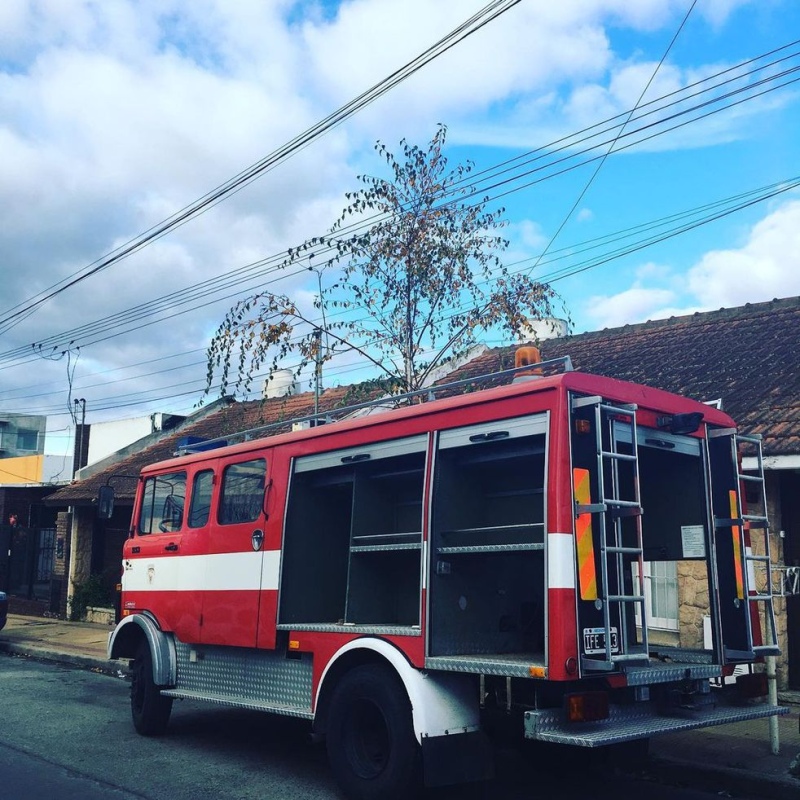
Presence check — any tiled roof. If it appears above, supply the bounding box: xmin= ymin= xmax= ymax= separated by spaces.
xmin=49 ymin=295 xmax=799 ymax=507
xmin=445 ymin=296 xmax=799 ymax=457
xmin=46 ymin=386 xmax=360 ymax=505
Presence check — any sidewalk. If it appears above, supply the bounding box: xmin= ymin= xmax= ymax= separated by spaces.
xmin=1 ymin=613 xmax=799 ymax=798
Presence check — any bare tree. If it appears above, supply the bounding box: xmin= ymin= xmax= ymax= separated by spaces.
xmin=205 ymin=125 xmax=561 ymax=399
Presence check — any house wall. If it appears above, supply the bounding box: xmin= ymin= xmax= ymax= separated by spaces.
xmin=0 ymin=414 xmax=46 ymax=459
xmin=0 ymin=454 xmax=44 ymax=483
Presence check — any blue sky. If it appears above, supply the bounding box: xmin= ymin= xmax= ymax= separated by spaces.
xmin=0 ymin=0 xmax=798 ymax=461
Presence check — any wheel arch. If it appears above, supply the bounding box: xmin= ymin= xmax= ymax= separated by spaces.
xmin=108 ymin=613 xmax=176 ymax=686
xmin=314 ymin=638 xmax=480 ymax=744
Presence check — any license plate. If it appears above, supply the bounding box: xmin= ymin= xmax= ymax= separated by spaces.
xmin=583 ymin=626 xmax=619 ymax=655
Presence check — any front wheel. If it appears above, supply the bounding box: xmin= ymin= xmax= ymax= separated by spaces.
xmin=327 ymin=664 xmax=421 ymax=800
xmin=130 ymin=641 xmax=173 ymax=736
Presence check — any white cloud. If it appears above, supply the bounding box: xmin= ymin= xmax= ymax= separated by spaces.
xmin=687 ymin=199 xmax=800 ymax=307
xmin=579 ymin=199 xmax=800 ymax=329
xmin=583 ymin=285 xmax=677 ymax=329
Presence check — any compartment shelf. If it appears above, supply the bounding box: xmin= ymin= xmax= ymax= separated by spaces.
xmin=352 ymin=542 xmax=422 ymax=553
xmin=437 ymin=543 xmax=543 ymax=554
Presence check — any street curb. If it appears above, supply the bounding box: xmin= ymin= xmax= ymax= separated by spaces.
xmin=0 ymin=640 xmax=123 ymax=678
xmin=646 ymin=755 xmax=800 ymax=800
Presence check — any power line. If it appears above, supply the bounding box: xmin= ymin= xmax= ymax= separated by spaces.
xmin=2 ymin=38 xmax=796 ymax=372
xmin=0 ymin=0 xmax=522 ymax=337
xmin=7 ymin=174 xmax=798 ymax=417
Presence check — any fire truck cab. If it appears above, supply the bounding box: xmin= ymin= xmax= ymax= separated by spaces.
xmin=108 ymin=358 xmax=786 ymax=799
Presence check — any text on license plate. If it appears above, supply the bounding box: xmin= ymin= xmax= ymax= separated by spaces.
xmin=583 ymin=626 xmax=619 ymax=655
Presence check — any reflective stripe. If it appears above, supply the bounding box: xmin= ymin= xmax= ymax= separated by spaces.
xmin=548 ymin=532 xmax=575 ymax=589
xmin=730 ymin=490 xmax=744 ymax=600
xmin=122 ymin=550 xmax=280 ymax=592
xmin=573 ymin=468 xmax=597 ymax=601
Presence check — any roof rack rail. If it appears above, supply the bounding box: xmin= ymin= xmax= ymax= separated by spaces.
xmin=177 ymin=355 xmax=573 ymax=455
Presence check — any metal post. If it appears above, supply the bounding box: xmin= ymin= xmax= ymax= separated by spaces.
xmin=767 ymin=653 xmax=779 ymax=754
xmin=766 ymin=606 xmax=779 ymax=754
xmin=309 ymin=265 xmax=328 ymax=421
xmin=313 ymin=329 xmax=322 ymax=418
xmin=73 ymin=398 xmax=86 ymax=478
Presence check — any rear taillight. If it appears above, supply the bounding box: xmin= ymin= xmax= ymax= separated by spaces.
xmin=566 ymin=691 xmax=610 ymax=723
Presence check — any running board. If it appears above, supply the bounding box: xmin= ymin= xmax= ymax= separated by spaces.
xmin=160 ymin=688 xmax=314 ymax=719
xmin=524 ymin=701 xmax=788 ymax=747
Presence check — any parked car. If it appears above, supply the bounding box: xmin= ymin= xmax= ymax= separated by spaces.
xmin=0 ymin=591 xmax=7 ymax=631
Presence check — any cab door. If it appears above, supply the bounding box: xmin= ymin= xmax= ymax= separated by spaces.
xmin=200 ymin=453 xmax=270 ymax=647
xmin=124 ymin=470 xmax=199 ymax=641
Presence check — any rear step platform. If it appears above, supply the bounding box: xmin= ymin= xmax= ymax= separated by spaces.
xmin=524 ymin=700 xmax=788 ymax=747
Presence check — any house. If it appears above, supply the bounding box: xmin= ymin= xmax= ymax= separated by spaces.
xmin=45 ymin=296 xmax=800 ymax=686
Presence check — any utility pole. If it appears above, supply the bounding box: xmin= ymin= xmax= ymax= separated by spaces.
xmin=309 ymin=265 xmax=329 ymax=421
xmin=313 ymin=328 xmax=322 ymax=418
xmin=73 ymin=398 xmax=86 ymax=478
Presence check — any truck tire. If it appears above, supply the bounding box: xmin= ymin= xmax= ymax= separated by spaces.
xmin=130 ymin=641 xmax=173 ymax=736
xmin=327 ymin=664 xmax=421 ymax=800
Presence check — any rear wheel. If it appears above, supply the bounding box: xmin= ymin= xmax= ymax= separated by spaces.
xmin=327 ymin=664 xmax=421 ymax=800
xmin=130 ymin=641 xmax=173 ymax=736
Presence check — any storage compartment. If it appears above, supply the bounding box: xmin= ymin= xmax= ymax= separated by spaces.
xmin=429 ymin=415 xmax=548 ymax=658
xmin=279 ymin=470 xmax=353 ymax=624
xmin=430 ymin=550 xmax=544 ymax=657
xmin=346 ymin=549 xmax=421 ymax=625
xmin=279 ymin=437 xmax=426 ymax=629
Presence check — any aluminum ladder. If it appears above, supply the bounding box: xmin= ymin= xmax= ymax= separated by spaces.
xmin=733 ymin=433 xmax=779 ymax=656
xmin=574 ymin=396 xmax=649 ymax=671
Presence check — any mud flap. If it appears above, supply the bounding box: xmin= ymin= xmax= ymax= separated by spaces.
xmin=421 ymin=730 xmax=494 ymax=788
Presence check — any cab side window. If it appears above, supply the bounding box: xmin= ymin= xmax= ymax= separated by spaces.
xmin=139 ymin=472 xmax=187 ymax=534
xmin=188 ymin=469 xmax=215 ymax=528
xmin=219 ymin=459 xmax=266 ymax=524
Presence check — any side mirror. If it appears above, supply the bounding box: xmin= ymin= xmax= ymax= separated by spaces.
xmin=97 ymin=485 xmax=115 ymax=520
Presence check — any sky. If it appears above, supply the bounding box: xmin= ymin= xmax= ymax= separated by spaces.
xmin=1 ymin=0 xmax=799 ymax=466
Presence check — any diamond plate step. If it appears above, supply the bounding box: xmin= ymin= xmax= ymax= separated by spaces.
xmin=524 ymin=701 xmax=788 ymax=747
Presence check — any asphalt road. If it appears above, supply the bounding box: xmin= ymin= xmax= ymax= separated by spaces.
xmin=0 ymin=652 xmax=769 ymax=800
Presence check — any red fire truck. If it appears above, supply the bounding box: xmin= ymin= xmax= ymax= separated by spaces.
xmin=107 ymin=355 xmax=786 ymax=799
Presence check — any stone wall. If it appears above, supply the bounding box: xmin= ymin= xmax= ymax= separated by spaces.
xmin=66 ymin=508 xmax=94 ymax=619
xmin=677 ymin=560 xmax=710 ymax=650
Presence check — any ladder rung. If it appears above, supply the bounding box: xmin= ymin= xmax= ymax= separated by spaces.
xmin=601 ymin=450 xmax=637 ymax=462
xmin=605 ymin=546 xmax=643 ymax=555
xmin=715 ymin=518 xmax=743 ymax=528
xmin=745 ymin=553 xmax=770 ymax=564
xmin=600 ymin=402 xmax=637 ymax=416
xmin=748 ymin=594 xmax=773 ymax=603
xmin=611 ymin=652 xmax=649 ymax=663
xmin=737 ymin=433 xmax=763 ymax=444
xmin=572 ymin=395 xmax=603 ymax=409
xmin=752 ymin=645 xmax=780 ymax=655
xmin=742 ymin=514 xmax=768 ymax=524
xmin=576 ymin=503 xmax=606 ymax=515
xmin=606 ymin=499 xmax=641 ymax=509
xmin=612 ymin=507 xmax=643 ymax=519
xmin=737 ymin=473 xmax=764 ymax=484
xmin=607 ymin=594 xmax=645 ymax=603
